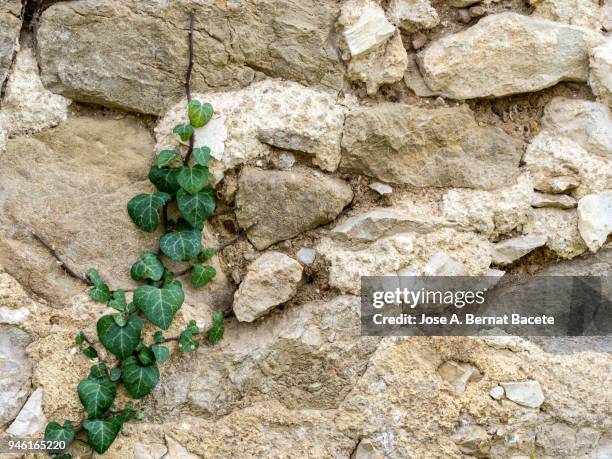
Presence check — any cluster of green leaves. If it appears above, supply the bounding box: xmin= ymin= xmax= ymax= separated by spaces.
xmin=44 ymin=100 xmax=223 ymax=457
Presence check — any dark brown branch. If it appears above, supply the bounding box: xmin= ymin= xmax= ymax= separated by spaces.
xmin=32 ymin=232 xmax=91 ymax=285
xmin=184 ymin=10 xmax=196 ymax=165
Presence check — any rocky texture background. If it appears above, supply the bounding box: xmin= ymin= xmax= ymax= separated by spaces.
xmin=0 ymin=0 xmax=611 ymax=457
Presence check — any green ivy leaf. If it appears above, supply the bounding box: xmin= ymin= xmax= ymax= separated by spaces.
xmin=131 ymin=252 xmax=165 ymax=282
xmin=188 ymin=100 xmax=214 ymax=128
xmin=173 ymin=124 xmax=194 ymax=142
xmin=88 ymin=362 xmax=107 ymax=380
xmin=108 ymin=290 xmax=127 ymax=312
xmin=110 ymin=368 xmax=122 ymax=382
xmin=159 ymin=230 xmax=201 ymax=262
xmin=122 ymin=356 xmax=160 ymax=399
xmin=193 ymin=146 xmax=211 ymax=166
xmin=137 ymin=347 xmax=156 ymax=367
xmin=176 ymin=188 xmax=215 ymax=228
xmin=177 ymin=165 xmax=209 ymax=194
xmin=198 ymin=247 xmax=216 ymax=261
xmin=82 ymin=346 xmax=98 ymax=359
xmin=178 ymin=320 xmax=200 ymax=353
xmin=44 ymin=420 xmax=75 ymax=454
xmin=82 ymin=416 xmax=123 ymax=454
xmin=153 ymin=331 xmax=164 ymax=344
xmin=87 ymin=268 xmax=111 ymax=303
xmin=151 ymin=345 xmax=169 ymax=364
xmin=133 ymin=282 xmax=184 ymax=330
xmin=77 ymin=376 xmax=117 ymax=418
xmin=75 ymin=331 xmax=86 ymax=345
xmin=149 ymin=166 xmax=180 ymax=195
xmin=207 ymin=311 xmax=225 ymax=345
xmin=156 ymin=150 xmax=178 ymax=168
xmin=191 ymin=264 xmax=216 ymax=288
xmin=127 ymin=192 xmax=171 ymax=233
xmin=97 ymin=314 xmax=143 ymax=360
xmin=53 ymin=454 xmax=72 ymax=459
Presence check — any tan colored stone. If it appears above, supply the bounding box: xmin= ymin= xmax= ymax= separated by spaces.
xmin=387 ymin=0 xmax=439 ymax=32
xmin=0 ymin=0 xmax=22 ymax=91
xmin=491 ymin=235 xmax=548 ymax=266
xmin=340 ymin=103 xmax=522 ymax=189
xmin=529 ymin=0 xmax=601 ymax=29
xmin=531 ymin=192 xmax=577 ymax=209
xmin=523 ymin=208 xmax=588 ymax=259
xmin=589 ymin=41 xmax=612 ymax=110
xmin=337 ymin=0 xmax=396 ymax=58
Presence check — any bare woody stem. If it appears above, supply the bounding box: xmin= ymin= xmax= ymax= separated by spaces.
xmin=32 ymin=232 xmax=91 ymax=285
xmin=184 ymin=10 xmax=196 ymax=165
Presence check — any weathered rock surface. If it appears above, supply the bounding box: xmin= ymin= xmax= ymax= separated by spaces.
xmin=524 ymin=208 xmax=588 ymax=259
xmin=347 ymin=31 xmax=408 ymax=95
xmin=235 ymin=167 xmax=353 ymax=250
xmin=603 ymin=0 xmax=612 ymax=31
xmin=590 ymin=41 xmax=612 ymax=109
xmin=296 ymin=247 xmax=316 ymax=266
xmin=491 ymin=235 xmax=548 ymax=266
xmin=6 ymin=388 xmax=47 ymax=436
xmin=156 ymin=81 xmax=348 ymax=181
xmin=233 ymin=252 xmax=302 ymax=322
xmin=351 ymin=439 xmax=385 ymax=459
xmin=1 ymin=46 xmax=71 ymax=136
xmin=0 ymin=0 xmax=22 ymax=92
xmin=500 ymin=380 xmax=545 ymax=408
xmin=418 ymin=13 xmax=603 ymax=99
xmin=423 ymin=252 xmax=469 ymax=276
xmin=340 ymin=103 xmax=522 ymax=188
xmin=529 ymin=0 xmax=602 ymax=29
xmin=0 ymin=326 xmax=32 ymax=430
xmin=337 ymin=0 xmax=395 ymax=58
xmin=386 ymin=0 xmax=439 ymax=32
xmin=451 ymin=425 xmax=490 ymax=457
xmin=577 ymin=191 xmax=612 ymax=252
xmin=438 ymin=360 xmax=481 ymax=395
xmin=404 ymin=52 xmax=439 ymax=97
xmin=531 ymin=192 xmax=577 ymax=209
xmin=37 ymin=0 xmax=345 ymax=114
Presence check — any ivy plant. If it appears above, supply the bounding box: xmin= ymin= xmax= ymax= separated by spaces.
xmin=43 ymin=12 xmax=224 ymax=456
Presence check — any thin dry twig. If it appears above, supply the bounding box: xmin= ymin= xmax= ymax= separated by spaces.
xmin=32 ymin=232 xmax=91 ymax=285
xmin=184 ymin=10 xmax=196 ymax=164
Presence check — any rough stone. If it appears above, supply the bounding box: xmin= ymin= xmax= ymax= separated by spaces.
xmin=577 ymin=191 xmax=612 ymax=252
xmin=340 ymin=103 xmax=522 ymax=188
xmin=1 ymin=46 xmax=71 ymax=136
xmin=500 ymin=380 xmax=545 ymax=408
xmin=164 ymin=436 xmax=199 ymax=459
xmin=233 ymin=252 xmax=303 ymax=322
xmin=0 ymin=306 xmax=29 ymax=325
xmin=386 ymin=0 xmax=439 ymax=33
xmin=351 ymin=439 xmax=385 ymax=459
xmin=524 ymin=208 xmax=589 ymax=259
xmin=347 ymin=31 xmax=408 ymax=95
xmin=6 ymin=388 xmax=47 ymax=436
xmin=0 ymin=0 xmax=22 ymax=92
xmin=404 ymin=52 xmax=439 ymax=97
xmin=589 ymin=41 xmax=612 ymax=110
xmin=156 ymin=81 xmax=348 ymax=181
xmin=423 ymin=252 xmax=469 ymax=276
xmin=0 ymin=116 xmax=5 ymax=158
xmin=529 ymin=0 xmax=601 ymax=29
xmin=296 ymin=247 xmax=316 ymax=266
xmin=368 ymin=182 xmax=393 ymax=195
xmin=37 ymin=0 xmax=345 ymax=114
xmin=531 ymin=192 xmax=577 ymax=209
xmin=603 ymin=0 xmax=612 ymax=31
xmin=418 ymin=13 xmax=604 ymax=99
xmin=0 ymin=326 xmax=32 ymax=430
xmin=133 ymin=443 xmax=167 ymax=459
xmin=489 ymin=385 xmax=504 ymax=400
xmin=337 ymin=0 xmax=395 ymax=58
xmin=491 ymin=235 xmax=548 ymax=266
xmin=437 ymin=360 xmax=481 ymax=395
xmin=447 ymin=0 xmax=480 ymax=6
xmin=451 ymin=425 xmax=490 ymax=457
xmin=235 ymin=167 xmax=353 ymax=250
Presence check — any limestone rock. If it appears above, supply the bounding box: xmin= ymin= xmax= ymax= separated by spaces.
xmin=603 ymin=0 xmax=612 ymax=31
xmin=0 ymin=0 xmax=22 ymax=92
xmin=340 ymin=103 xmax=522 ymax=188
xmin=368 ymin=182 xmax=393 ymax=196
xmin=437 ymin=361 xmax=481 ymax=395
xmin=134 ymin=443 xmax=167 ymax=459
xmin=531 ymin=192 xmax=577 ymax=209
xmin=296 ymin=248 xmax=316 ymax=266
xmin=235 ymin=167 xmax=353 ymax=250
xmin=447 ymin=0 xmax=480 ymax=6
xmin=6 ymin=388 xmax=47 ymax=436
xmin=0 ymin=326 xmax=32 ymax=430
xmin=442 ymin=173 xmax=534 ymax=238
xmin=0 ymin=116 xmax=5 ymax=158
xmin=524 ymin=208 xmax=588 ymax=259
xmin=386 ymin=0 xmax=440 ymax=33
xmin=164 ymin=436 xmax=199 ymax=459
xmin=451 ymin=425 xmax=490 ymax=457
xmin=489 ymin=386 xmax=504 ymax=400
xmin=0 ymin=115 xmax=157 ymax=303
xmin=577 ymin=191 xmax=612 ymax=252
xmin=418 ymin=13 xmax=603 ymax=99
xmin=347 ymin=31 xmax=408 ymax=95
xmin=1 ymin=47 xmax=71 ymax=136
xmin=404 ymin=52 xmax=439 ymax=97
xmin=423 ymin=252 xmax=469 ymax=276
xmin=529 ymin=0 xmax=601 ymax=29
xmin=337 ymin=0 xmax=395 ymax=58
xmin=351 ymin=439 xmax=385 ymax=459
xmin=233 ymin=252 xmax=303 ymax=322
xmin=500 ymin=380 xmax=545 ymax=408
xmin=589 ymin=41 xmax=612 ymax=110
xmin=0 ymin=306 xmax=29 ymax=325
xmin=156 ymin=81 xmax=348 ymax=181
xmin=491 ymin=235 xmax=548 ymax=266
xmin=37 ymin=0 xmax=344 ymax=115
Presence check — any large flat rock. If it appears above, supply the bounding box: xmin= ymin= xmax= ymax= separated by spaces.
xmin=340 ymin=103 xmax=522 ymax=189
xmin=36 ymin=0 xmax=345 ymax=115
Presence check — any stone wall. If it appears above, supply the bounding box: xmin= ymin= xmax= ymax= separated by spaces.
xmin=0 ymin=0 xmax=611 ymax=457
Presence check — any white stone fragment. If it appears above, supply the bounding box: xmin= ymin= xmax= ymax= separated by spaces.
xmin=490 ymin=386 xmax=505 ymax=400
xmin=386 ymin=0 xmax=439 ymax=32
xmin=134 ymin=442 xmax=168 ymax=459
xmin=0 ymin=306 xmax=30 ymax=325
xmin=296 ymin=248 xmax=317 ymax=266
xmin=278 ymin=153 xmax=295 ymax=169
xmin=192 ymin=115 xmax=227 ymax=161
xmin=0 ymin=47 xmax=70 ymax=136
xmin=163 ymin=435 xmax=199 ymax=459
xmin=352 ymin=439 xmax=385 ymax=459
xmin=577 ymin=191 xmax=612 ymax=252
xmin=500 ymin=380 xmax=545 ymax=408
xmin=490 ymin=235 xmax=548 ymax=266
xmin=233 ymin=252 xmax=303 ymax=322
xmin=531 ymin=192 xmax=577 ymax=209
xmin=339 ymin=0 xmax=396 ymax=58
xmin=438 ymin=361 xmax=481 ymax=395
xmin=6 ymin=388 xmax=46 ymax=436
xmin=589 ymin=41 xmax=612 ymax=110
xmin=368 ymin=182 xmax=393 ymax=195
xmin=423 ymin=252 xmax=469 ymax=276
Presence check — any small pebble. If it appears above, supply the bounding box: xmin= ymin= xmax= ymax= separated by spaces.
xmin=297 ymin=247 xmax=316 ymax=266
xmin=278 ymin=152 xmax=295 ymax=169
xmin=368 ymin=181 xmax=393 ymax=195
xmin=489 ymin=386 xmax=504 ymax=400
xmin=411 ymin=32 xmax=427 ymax=50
